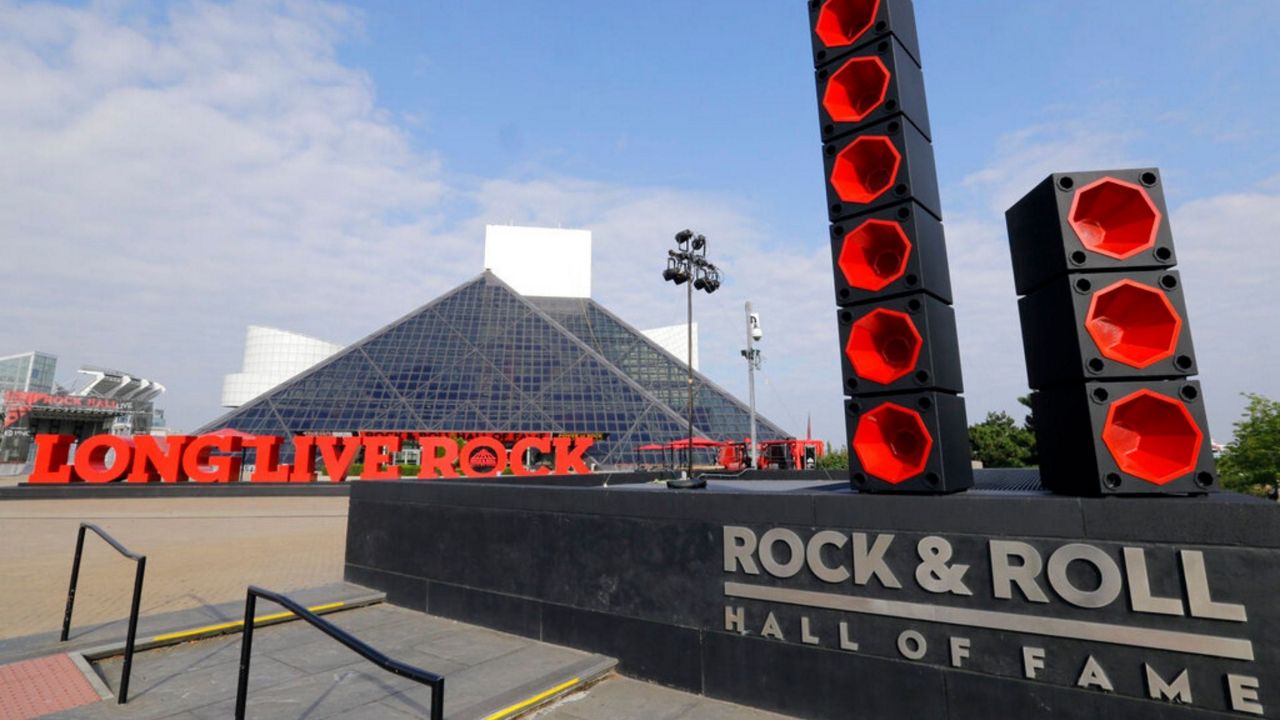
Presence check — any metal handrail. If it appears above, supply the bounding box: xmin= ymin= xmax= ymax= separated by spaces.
xmin=60 ymin=522 xmax=146 ymax=704
xmin=235 ymin=586 xmax=444 ymax=720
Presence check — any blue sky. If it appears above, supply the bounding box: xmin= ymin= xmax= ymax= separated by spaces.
xmin=1 ymin=0 xmax=1277 ymax=446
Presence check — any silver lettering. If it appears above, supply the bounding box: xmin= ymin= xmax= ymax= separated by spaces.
xmin=897 ymin=630 xmax=927 ymax=661
xmin=761 ymin=612 xmax=784 ymax=640
xmin=1047 ymin=544 xmax=1122 ymax=609
xmin=1076 ymin=655 xmax=1114 ymax=692
xmin=1023 ymin=646 xmax=1045 ymax=679
xmin=839 ymin=622 xmax=859 ymax=651
xmin=915 ymin=536 xmax=972 ymax=595
xmin=1227 ymin=674 xmax=1264 ymax=715
xmin=801 ymin=616 xmax=819 ymax=645
xmin=760 ymin=528 xmax=805 ymax=578
xmin=990 ymin=540 xmax=1048 ymax=603
xmin=852 ymin=532 xmax=901 ymax=589
xmin=1181 ymin=550 xmax=1247 ymax=622
xmin=806 ymin=530 xmax=851 ymax=584
xmin=724 ymin=605 xmax=745 ymax=633
xmin=1124 ymin=548 xmax=1184 ymax=616
xmin=723 ymin=526 xmax=759 ymax=574
xmin=1143 ymin=665 xmax=1192 ymax=704
xmin=950 ymin=637 xmax=970 ymax=668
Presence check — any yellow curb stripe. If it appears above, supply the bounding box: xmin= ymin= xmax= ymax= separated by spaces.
xmin=483 ymin=677 xmax=581 ymax=720
xmin=150 ymin=601 xmax=346 ymax=643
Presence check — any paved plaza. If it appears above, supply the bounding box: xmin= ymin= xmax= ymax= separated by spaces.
xmin=0 ymin=494 xmax=796 ymax=719
xmin=0 ymin=497 xmax=348 ymax=639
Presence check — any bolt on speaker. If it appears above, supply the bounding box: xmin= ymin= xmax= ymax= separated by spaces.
xmin=838 ymin=293 xmax=963 ymax=395
xmin=1006 ymin=168 xmax=1177 ymax=295
xmin=808 ymin=0 xmax=922 ymax=70
xmin=830 ymin=201 xmax=953 ymax=305
xmin=824 ymin=115 xmax=942 ymax=222
xmin=816 ymin=35 xmax=931 ymax=143
xmin=1018 ymin=269 xmax=1198 ymax=388
xmin=1033 ymin=380 xmax=1216 ymax=496
xmin=846 ymin=391 xmax=973 ymax=493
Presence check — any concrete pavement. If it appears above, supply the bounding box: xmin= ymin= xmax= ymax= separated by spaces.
xmin=0 ymin=497 xmax=347 ymax=639
xmin=42 ymin=603 xmax=791 ymax=720
xmin=1 ymin=495 xmax=798 ymax=719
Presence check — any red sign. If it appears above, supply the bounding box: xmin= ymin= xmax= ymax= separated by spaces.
xmin=4 ymin=391 xmax=120 ymax=428
xmin=27 ymin=433 xmax=594 ymax=484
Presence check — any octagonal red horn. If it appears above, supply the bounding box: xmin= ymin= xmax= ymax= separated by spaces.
xmin=830 ymin=135 xmax=900 ymax=204
xmin=814 ymin=0 xmax=881 ymax=49
xmin=823 ymin=56 xmax=891 ymax=123
xmin=1102 ymin=389 xmax=1203 ymax=485
xmin=1069 ymin=178 xmax=1162 ymax=260
xmin=845 ymin=308 xmax=921 ymax=384
xmin=1085 ymin=279 xmax=1182 ymax=368
xmin=853 ymin=403 xmax=932 ymax=484
xmin=838 ymin=219 xmax=912 ymax=291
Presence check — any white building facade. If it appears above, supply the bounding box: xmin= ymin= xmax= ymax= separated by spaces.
xmin=221 ymin=326 xmax=343 ymax=408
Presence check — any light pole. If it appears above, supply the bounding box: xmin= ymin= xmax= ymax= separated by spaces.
xmin=741 ymin=304 xmax=762 ymax=469
xmin=662 ymin=229 xmax=721 ymax=489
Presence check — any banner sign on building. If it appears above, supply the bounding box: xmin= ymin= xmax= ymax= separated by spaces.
xmin=28 ymin=433 xmax=594 ymax=483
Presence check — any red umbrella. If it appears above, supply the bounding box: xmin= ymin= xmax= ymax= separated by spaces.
xmin=664 ymin=437 xmax=725 ymax=449
xmin=205 ymin=427 xmax=256 ymax=481
xmin=207 ymin=427 xmax=256 ymax=439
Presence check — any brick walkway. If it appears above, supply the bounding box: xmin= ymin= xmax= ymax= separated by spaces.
xmin=0 ymin=654 xmax=99 ymax=719
xmin=0 ymin=497 xmax=347 ymax=640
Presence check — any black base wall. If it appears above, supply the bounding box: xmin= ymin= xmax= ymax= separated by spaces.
xmin=345 ymin=480 xmax=1279 ymax=719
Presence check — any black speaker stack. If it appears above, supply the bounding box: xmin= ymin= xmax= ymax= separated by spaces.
xmin=1006 ymin=169 xmax=1218 ymax=495
xmin=808 ymin=0 xmax=972 ymax=492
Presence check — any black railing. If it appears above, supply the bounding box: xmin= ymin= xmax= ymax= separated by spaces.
xmin=61 ymin=522 xmax=146 ymax=704
xmin=235 ymin=586 xmax=444 ymax=720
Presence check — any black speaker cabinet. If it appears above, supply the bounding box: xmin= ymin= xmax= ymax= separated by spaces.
xmin=845 ymin=390 xmax=973 ymax=493
xmin=1033 ymin=379 xmax=1217 ymax=496
xmin=1005 ymin=168 xmax=1177 ymax=295
xmin=838 ymin=293 xmax=963 ymax=396
xmin=830 ymin=201 xmax=952 ymax=305
xmin=1018 ymin=269 xmax=1198 ymax=388
xmin=809 ymin=0 xmax=922 ymax=70
xmin=816 ymin=34 xmax=931 ymax=142
xmin=823 ymin=115 xmax=941 ymax=222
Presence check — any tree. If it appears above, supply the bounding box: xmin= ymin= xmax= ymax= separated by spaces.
xmin=969 ymin=411 xmax=1036 ymax=468
xmin=817 ymin=445 xmax=849 ymax=470
xmin=1017 ymin=395 xmax=1036 ymax=434
xmin=1217 ymin=393 xmax=1280 ymax=497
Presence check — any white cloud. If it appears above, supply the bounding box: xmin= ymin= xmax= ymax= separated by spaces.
xmin=0 ymin=0 xmax=460 ymax=429
xmin=0 ymin=1 xmax=836 ymax=440
xmin=3 ymin=0 xmax=1268 ymax=454
xmin=960 ymin=120 xmax=1141 ymax=214
xmin=1173 ymin=189 xmax=1280 ymax=439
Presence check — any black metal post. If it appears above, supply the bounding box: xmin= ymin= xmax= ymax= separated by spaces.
xmin=60 ymin=525 xmax=87 ymax=642
xmin=234 ymin=590 xmax=257 ymax=720
xmin=687 ymin=273 xmax=695 ymax=481
xmin=118 ymin=556 xmax=146 ymax=703
xmin=60 ymin=522 xmax=147 ymax=704
xmin=663 ymin=230 xmax=716 ymax=490
xmin=433 ymin=678 xmax=445 ymax=720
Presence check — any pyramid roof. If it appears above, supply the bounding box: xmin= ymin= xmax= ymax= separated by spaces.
xmin=198 ymin=272 xmax=788 ymax=465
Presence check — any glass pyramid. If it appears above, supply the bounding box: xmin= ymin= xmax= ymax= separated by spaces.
xmin=198 ymin=272 xmax=789 ymax=466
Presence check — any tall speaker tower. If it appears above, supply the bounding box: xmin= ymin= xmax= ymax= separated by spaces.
xmin=808 ymin=0 xmax=972 ymax=492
